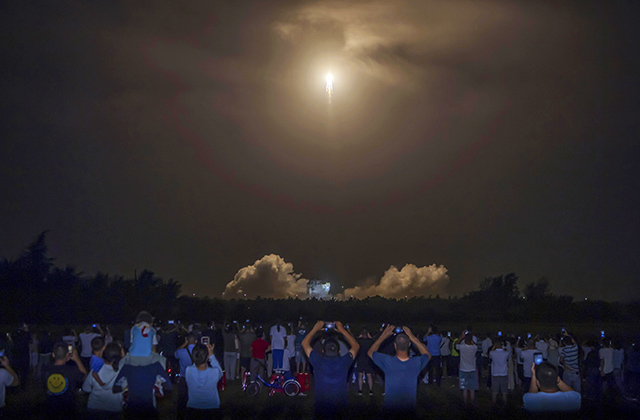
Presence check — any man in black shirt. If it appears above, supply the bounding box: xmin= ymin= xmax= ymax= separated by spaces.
xmin=43 ymin=342 xmax=87 ymax=419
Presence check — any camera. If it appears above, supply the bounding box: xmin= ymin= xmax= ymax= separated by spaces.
xmin=534 ymin=353 xmax=543 ymax=365
xmin=324 ymin=322 xmax=336 ymax=330
xmin=201 ymin=336 xmax=210 ymax=345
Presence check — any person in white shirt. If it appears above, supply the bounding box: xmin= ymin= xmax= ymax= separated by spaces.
xmin=456 ymin=333 xmax=478 ymax=406
xmin=600 ymin=337 xmax=616 ymax=394
xmin=519 ymin=339 xmax=539 ymax=390
xmin=547 ymin=337 xmax=560 ymax=367
xmin=0 ymin=349 xmax=20 ymax=409
xmin=489 ymin=340 xmax=511 ymax=406
xmin=440 ymin=333 xmax=452 ymax=377
xmin=79 ymin=324 xmax=104 ymax=369
xmin=535 ymin=336 xmax=549 ymax=360
xmin=82 ymin=342 xmax=126 ymax=414
xmin=286 ymin=325 xmax=296 ymax=374
xmin=269 ymin=322 xmax=287 ymax=370
xmin=481 ymin=334 xmax=493 ymax=357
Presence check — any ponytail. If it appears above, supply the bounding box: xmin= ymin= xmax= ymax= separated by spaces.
xmin=103 ymin=342 xmax=123 ymax=372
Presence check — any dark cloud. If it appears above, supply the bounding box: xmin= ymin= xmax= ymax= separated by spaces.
xmin=1 ymin=1 xmax=638 ymax=301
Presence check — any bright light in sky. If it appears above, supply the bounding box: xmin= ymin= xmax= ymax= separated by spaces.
xmin=325 ymin=72 xmax=334 ymax=94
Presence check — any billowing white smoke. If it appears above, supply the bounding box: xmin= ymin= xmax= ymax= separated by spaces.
xmin=343 ymin=264 xmax=450 ymax=299
xmin=222 ymin=254 xmax=309 ymax=299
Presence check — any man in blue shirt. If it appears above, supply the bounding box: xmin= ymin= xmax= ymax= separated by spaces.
xmin=424 ymin=326 xmax=442 ymax=386
xmin=523 ymin=361 xmax=581 ymax=412
xmin=302 ymin=320 xmax=359 ymax=419
xmin=369 ymin=325 xmax=431 ymax=417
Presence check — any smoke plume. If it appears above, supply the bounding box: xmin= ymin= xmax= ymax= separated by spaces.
xmin=343 ymin=264 xmax=449 ymax=299
xmin=222 ymin=254 xmax=309 ymax=299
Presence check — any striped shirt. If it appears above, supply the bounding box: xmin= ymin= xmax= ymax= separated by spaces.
xmin=560 ymin=344 xmax=579 ymax=371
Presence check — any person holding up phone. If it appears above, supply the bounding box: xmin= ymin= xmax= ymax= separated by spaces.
xmin=43 ymin=342 xmax=88 ymax=419
xmin=185 ymin=343 xmax=223 ymax=417
xmin=302 ymin=321 xmax=359 ymax=418
xmin=79 ymin=324 xmax=103 ymax=370
xmin=559 ymin=332 xmax=581 ymax=393
xmin=519 ymin=339 xmax=539 ymax=391
xmin=174 ymin=333 xmax=198 ymax=416
xmin=368 ymin=325 xmax=430 ymax=416
xmin=524 ymin=361 xmax=581 ymax=412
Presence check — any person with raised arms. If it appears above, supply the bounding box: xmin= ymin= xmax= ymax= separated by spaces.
xmin=368 ymin=324 xmax=431 ymax=418
xmin=302 ymin=321 xmax=359 ymax=419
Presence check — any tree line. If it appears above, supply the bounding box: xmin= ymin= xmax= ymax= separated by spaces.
xmin=1 ymin=232 xmax=639 ymax=325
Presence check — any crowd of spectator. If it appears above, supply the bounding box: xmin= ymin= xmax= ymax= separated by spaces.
xmin=1 ymin=315 xmax=639 ymax=419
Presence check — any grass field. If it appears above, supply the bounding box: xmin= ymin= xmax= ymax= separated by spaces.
xmin=4 ymin=367 xmax=640 ymax=419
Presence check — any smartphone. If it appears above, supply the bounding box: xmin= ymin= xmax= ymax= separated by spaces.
xmin=394 ymin=326 xmax=404 ymax=334
xmin=601 ymin=330 xmax=605 ymax=338
xmin=201 ymin=336 xmax=210 ymax=345
xmin=246 ymin=319 xmax=250 ymax=323
xmin=527 ymin=333 xmax=532 ymax=339
xmin=168 ymin=320 xmax=174 ymax=325
xmin=233 ymin=320 xmax=237 ymax=324
xmin=561 ymin=327 xmax=566 ymax=332
xmin=345 ymin=324 xmax=350 ymax=330
xmin=447 ymin=332 xmax=451 ymax=337
xmin=534 ymin=353 xmax=543 ymax=365
xmin=498 ymin=331 xmax=502 ymax=337
xmin=68 ymin=345 xmax=74 ymax=354
xmin=0 ymin=349 xmax=5 ymax=357
xmin=324 ymin=322 xmax=336 ymax=330
xmin=92 ymin=324 xmax=97 ymax=328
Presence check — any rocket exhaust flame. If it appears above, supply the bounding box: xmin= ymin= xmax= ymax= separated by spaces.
xmin=325 ymin=72 xmax=333 ymax=103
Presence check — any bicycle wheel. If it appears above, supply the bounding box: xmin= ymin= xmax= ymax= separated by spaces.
xmin=245 ymin=381 xmax=262 ymax=397
xmin=283 ymin=379 xmax=300 ymax=397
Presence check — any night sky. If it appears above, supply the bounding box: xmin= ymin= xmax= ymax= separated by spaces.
xmin=1 ymin=1 xmax=639 ymax=301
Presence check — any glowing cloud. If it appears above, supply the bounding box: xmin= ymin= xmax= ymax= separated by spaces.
xmin=343 ymin=264 xmax=450 ymax=299
xmin=222 ymin=254 xmax=309 ymax=299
